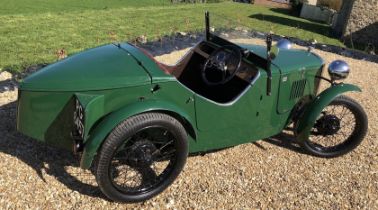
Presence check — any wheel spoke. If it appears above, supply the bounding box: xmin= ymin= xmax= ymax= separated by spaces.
xmin=158 ymin=140 xmax=173 ymax=151
xmin=137 ymin=166 xmax=159 ymax=185
xmin=340 ymin=106 xmax=347 ymax=119
xmin=221 ymin=69 xmax=226 ymax=81
xmin=154 ymin=148 xmax=176 ymax=161
xmin=330 ymin=105 xmax=337 ymax=115
xmin=337 ymin=130 xmax=349 ymax=140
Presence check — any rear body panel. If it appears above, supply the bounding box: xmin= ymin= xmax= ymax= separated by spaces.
xmin=20 ymin=44 xmax=151 ymax=91
xmin=17 ymin=86 xmax=152 ymax=150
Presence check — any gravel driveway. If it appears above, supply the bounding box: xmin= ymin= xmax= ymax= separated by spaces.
xmin=0 ymin=43 xmax=377 ymax=209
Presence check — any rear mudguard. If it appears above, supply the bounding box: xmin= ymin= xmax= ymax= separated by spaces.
xmin=295 ymin=83 xmax=361 ymax=143
xmin=79 ymin=100 xmax=196 ymax=169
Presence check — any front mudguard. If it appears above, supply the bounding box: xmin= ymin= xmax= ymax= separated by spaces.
xmin=295 ymin=83 xmax=362 ymax=143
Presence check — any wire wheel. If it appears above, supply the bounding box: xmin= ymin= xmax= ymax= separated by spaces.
xmin=110 ymin=126 xmax=176 ymax=194
xmin=95 ymin=113 xmax=188 ymax=203
xmin=302 ymin=95 xmax=368 ymax=157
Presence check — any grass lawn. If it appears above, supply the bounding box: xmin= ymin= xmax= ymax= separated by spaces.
xmin=0 ymin=0 xmax=172 ymax=15
xmin=0 ymin=0 xmax=343 ymax=73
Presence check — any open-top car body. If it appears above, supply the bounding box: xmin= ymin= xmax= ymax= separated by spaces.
xmin=17 ymin=12 xmax=368 ymax=202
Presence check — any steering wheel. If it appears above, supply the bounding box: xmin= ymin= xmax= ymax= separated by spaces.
xmin=202 ymin=45 xmax=242 ymax=86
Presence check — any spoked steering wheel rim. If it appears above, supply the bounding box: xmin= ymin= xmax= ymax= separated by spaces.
xmin=201 ymin=45 xmax=242 ymax=86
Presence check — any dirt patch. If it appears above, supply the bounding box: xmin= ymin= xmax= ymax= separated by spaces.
xmin=0 ymin=42 xmax=377 ymax=209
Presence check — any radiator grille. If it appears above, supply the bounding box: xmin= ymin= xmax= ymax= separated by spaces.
xmin=290 ymin=79 xmax=307 ymax=100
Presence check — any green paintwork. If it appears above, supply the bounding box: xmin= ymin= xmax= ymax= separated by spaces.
xmin=79 ymin=80 xmax=198 ymax=168
xmin=17 ymin=35 xmax=360 ymax=169
xmin=239 ymin=43 xmax=324 ymax=114
xmin=80 ymin=99 xmax=196 ymax=169
xmin=119 ymin=43 xmax=175 ymax=83
xmin=75 ymin=93 xmax=105 ymax=139
xmin=296 ymin=83 xmax=362 ymax=143
xmin=20 ymin=44 xmax=151 ymax=91
xmin=237 ymin=44 xmax=324 ymax=73
xmin=17 ymin=86 xmax=152 ymax=150
xmin=17 ymin=90 xmax=75 ymax=150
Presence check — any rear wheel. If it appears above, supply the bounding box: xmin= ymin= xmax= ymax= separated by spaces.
xmin=95 ymin=113 xmax=188 ymax=202
xmin=302 ymin=95 xmax=368 ymax=157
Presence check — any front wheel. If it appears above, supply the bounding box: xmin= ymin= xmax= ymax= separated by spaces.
xmin=302 ymin=95 xmax=368 ymax=157
xmin=95 ymin=113 xmax=188 ymax=203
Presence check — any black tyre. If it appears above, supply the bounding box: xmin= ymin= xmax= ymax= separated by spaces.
xmin=95 ymin=112 xmax=188 ymax=203
xmin=302 ymin=95 xmax=368 ymax=157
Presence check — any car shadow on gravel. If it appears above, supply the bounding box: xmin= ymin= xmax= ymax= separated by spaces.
xmin=263 ymin=132 xmax=309 ymax=155
xmin=0 ymin=101 xmax=107 ymax=200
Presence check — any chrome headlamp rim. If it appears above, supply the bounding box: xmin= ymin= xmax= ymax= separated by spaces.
xmin=276 ymin=38 xmax=292 ymax=50
xmin=328 ymin=60 xmax=350 ymax=81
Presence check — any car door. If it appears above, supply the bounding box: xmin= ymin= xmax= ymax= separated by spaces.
xmin=194 ymin=75 xmax=262 ymax=133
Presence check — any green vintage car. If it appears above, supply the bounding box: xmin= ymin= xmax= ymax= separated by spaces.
xmin=17 ymin=12 xmax=367 ymax=202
